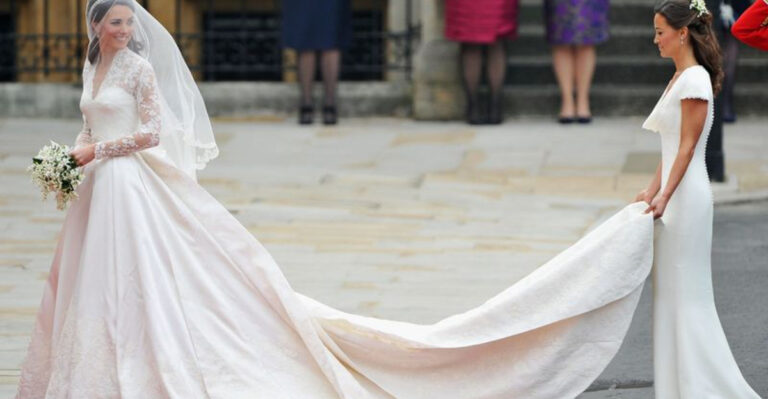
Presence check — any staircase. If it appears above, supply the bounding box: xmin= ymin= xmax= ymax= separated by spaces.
xmin=504 ymin=0 xmax=768 ymax=117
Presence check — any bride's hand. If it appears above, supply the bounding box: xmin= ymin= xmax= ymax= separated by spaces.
xmin=635 ymin=189 xmax=654 ymax=205
xmin=644 ymin=195 xmax=668 ymax=219
xmin=70 ymin=144 xmax=96 ymax=167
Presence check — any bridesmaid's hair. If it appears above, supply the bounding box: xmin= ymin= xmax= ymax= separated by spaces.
xmin=86 ymin=0 xmax=144 ymax=64
xmin=654 ymin=0 xmax=723 ymax=94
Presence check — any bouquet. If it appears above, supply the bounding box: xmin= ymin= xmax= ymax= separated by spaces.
xmin=28 ymin=141 xmax=85 ymax=210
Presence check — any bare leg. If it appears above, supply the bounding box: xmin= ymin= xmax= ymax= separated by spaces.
xmin=461 ymin=43 xmax=484 ymax=124
xmin=486 ymin=39 xmax=507 ymax=124
xmin=574 ymin=45 xmax=596 ymax=119
xmin=721 ymin=32 xmax=739 ymax=122
xmin=320 ymin=49 xmax=341 ymax=124
xmin=552 ymin=45 xmax=576 ymax=120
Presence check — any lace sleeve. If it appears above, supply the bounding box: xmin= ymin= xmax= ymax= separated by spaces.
xmin=74 ymin=115 xmax=94 ymax=150
xmin=94 ymin=62 xmax=161 ymax=160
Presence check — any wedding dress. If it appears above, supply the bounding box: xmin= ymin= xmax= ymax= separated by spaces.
xmin=14 ymin=47 xmax=660 ymax=399
xmin=642 ymin=65 xmax=760 ymax=399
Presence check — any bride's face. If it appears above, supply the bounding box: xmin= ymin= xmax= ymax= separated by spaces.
xmin=95 ymin=5 xmax=135 ymax=53
xmin=653 ymin=13 xmax=683 ymax=58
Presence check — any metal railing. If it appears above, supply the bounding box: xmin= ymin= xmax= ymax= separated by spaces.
xmin=0 ymin=0 xmax=420 ymax=82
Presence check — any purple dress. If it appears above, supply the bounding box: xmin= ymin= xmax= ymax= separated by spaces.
xmin=545 ymin=0 xmax=610 ymax=45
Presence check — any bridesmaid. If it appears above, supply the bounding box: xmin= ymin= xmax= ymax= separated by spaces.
xmin=281 ymin=0 xmax=352 ymax=125
xmin=732 ymin=0 xmax=768 ymax=50
xmin=544 ymin=0 xmax=610 ymax=124
xmin=445 ymin=0 xmax=520 ymax=125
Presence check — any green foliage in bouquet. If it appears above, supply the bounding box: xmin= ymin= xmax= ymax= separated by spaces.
xmin=28 ymin=141 xmax=86 ymax=210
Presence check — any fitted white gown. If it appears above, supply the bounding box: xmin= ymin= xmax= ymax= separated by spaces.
xmin=642 ymin=65 xmax=760 ymax=399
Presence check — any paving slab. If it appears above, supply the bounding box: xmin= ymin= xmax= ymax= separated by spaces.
xmin=1 ymin=116 xmax=766 ymax=398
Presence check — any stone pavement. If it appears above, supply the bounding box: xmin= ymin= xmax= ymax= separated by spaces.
xmin=1 ymin=116 xmax=766 ymax=398
xmin=580 ymin=387 xmax=654 ymax=398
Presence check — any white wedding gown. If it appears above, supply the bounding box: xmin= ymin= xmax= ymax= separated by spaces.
xmin=642 ymin=65 xmax=760 ymax=399
xmin=12 ymin=50 xmax=752 ymax=399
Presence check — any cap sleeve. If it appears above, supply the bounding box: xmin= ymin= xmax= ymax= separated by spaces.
xmin=677 ymin=67 xmax=712 ymax=102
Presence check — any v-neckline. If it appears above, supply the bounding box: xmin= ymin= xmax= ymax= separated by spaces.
xmin=91 ymin=50 xmax=122 ymax=99
xmin=657 ymin=65 xmax=700 ymax=105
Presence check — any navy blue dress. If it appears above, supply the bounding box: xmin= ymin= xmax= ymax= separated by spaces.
xmin=281 ymin=0 xmax=352 ymax=50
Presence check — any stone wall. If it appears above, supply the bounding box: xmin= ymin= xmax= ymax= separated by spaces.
xmin=0 ymin=81 xmax=412 ymax=119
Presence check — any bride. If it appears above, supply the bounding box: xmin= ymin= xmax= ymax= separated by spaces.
xmin=14 ymin=0 xmax=759 ymax=398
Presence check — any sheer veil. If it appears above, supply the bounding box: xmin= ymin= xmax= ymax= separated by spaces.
xmin=86 ymin=0 xmax=218 ymax=180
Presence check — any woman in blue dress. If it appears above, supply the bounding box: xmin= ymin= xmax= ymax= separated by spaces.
xmin=282 ymin=0 xmax=352 ymax=125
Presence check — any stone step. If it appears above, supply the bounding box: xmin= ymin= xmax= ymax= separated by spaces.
xmin=193 ymin=82 xmax=768 ymax=118
xmin=507 ymin=26 xmax=768 ymax=59
xmin=2 ymin=80 xmax=765 ymax=120
xmin=500 ymin=84 xmax=768 ymax=116
xmin=0 ymin=82 xmax=413 ymax=120
xmin=504 ymin=56 xmax=768 ymax=85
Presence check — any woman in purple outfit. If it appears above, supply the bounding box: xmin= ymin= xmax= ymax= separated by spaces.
xmin=545 ymin=0 xmax=610 ymax=123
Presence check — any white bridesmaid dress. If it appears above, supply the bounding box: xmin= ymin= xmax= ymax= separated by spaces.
xmin=642 ymin=64 xmax=761 ymax=399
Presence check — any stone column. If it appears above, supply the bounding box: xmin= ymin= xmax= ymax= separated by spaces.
xmin=49 ymin=0 xmax=80 ymax=83
xmin=386 ymin=0 xmax=420 ymax=82
xmin=412 ymin=0 xmax=462 ymax=120
xmin=16 ymin=0 xmax=42 ymax=82
xmin=15 ymin=0 xmax=82 ymax=83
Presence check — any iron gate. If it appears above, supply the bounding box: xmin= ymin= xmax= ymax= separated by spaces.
xmin=0 ymin=0 xmax=419 ymax=82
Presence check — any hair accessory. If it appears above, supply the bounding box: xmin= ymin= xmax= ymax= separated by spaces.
xmin=689 ymin=0 xmax=709 ymax=17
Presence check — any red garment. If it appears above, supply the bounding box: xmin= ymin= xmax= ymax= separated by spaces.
xmin=732 ymin=0 xmax=768 ymax=51
xmin=445 ymin=0 xmax=519 ymax=43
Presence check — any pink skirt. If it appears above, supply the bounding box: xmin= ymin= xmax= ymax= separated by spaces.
xmin=445 ymin=0 xmax=520 ymax=43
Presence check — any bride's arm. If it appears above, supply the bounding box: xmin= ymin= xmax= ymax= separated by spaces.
xmin=93 ymin=63 xmax=161 ymax=160
xmin=69 ymin=115 xmax=95 ymax=166
xmin=73 ymin=115 xmax=94 ymax=150
xmin=645 ymin=98 xmax=708 ymax=218
xmin=70 ymin=62 xmax=98 ymax=166
xmin=70 ymin=115 xmax=97 ymax=166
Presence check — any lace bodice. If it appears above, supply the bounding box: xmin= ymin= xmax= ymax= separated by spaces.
xmin=74 ymin=48 xmax=161 ymax=159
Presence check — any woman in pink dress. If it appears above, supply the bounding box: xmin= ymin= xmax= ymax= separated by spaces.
xmin=445 ymin=0 xmax=519 ymax=125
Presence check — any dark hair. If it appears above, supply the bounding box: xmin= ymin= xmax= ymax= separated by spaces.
xmin=654 ymin=0 xmax=723 ymax=94
xmin=87 ymin=0 xmax=143 ymax=64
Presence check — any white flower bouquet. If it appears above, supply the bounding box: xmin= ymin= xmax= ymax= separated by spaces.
xmin=28 ymin=141 xmax=85 ymax=210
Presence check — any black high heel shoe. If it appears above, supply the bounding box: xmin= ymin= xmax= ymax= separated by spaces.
xmin=299 ymin=104 xmax=314 ymax=125
xmin=487 ymin=97 xmax=503 ymax=125
xmin=322 ymin=105 xmax=338 ymax=125
xmin=466 ymin=100 xmax=485 ymax=125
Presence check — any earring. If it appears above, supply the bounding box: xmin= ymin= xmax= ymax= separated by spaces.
xmin=680 ymin=36 xmax=685 ymax=45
